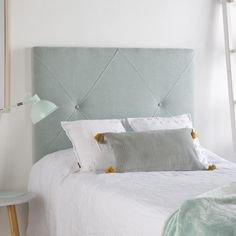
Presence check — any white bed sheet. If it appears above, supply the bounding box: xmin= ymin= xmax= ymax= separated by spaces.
xmin=27 ymin=148 xmax=236 ymax=236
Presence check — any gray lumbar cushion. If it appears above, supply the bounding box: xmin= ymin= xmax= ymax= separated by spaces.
xmin=103 ymin=128 xmax=205 ymax=172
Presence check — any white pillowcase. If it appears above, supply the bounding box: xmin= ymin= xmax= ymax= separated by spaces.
xmin=127 ymin=114 xmax=193 ymax=131
xmin=61 ymin=119 xmax=126 ymax=172
xmin=127 ymin=114 xmax=209 ymax=167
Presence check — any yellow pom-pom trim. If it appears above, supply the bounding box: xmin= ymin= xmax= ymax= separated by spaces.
xmin=208 ymin=165 xmax=216 ymax=171
xmin=191 ymin=130 xmax=198 ymax=139
xmin=94 ymin=133 xmax=104 ymax=143
xmin=105 ymin=166 xmax=116 ymax=173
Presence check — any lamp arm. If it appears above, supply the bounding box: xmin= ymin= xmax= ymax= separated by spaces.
xmin=1 ymin=94 xmax=57 ymax=123
xmin=0 ymin=100 xmax=27 ymax=114
xmin=0 ymin=94 xmax=36 ymax=114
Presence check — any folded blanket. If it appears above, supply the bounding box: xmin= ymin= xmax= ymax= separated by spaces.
xmin=162 ymin=182 xmax=236 ymax=236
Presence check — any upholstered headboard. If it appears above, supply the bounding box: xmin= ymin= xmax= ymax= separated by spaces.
xmin=32 ymin=47 xmax=194 ymax=162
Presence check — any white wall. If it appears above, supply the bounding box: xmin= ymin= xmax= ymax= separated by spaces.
xmin=0 ymin=0 xmax=235 ymax=234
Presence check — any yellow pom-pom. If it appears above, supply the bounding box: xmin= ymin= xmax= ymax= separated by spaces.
xmin=208 ymin=165 xmax=216 ymax=171
xmin=191 ymin=130 xmax=198 ymax=139
xmin=105 ymin=166 xmax=116 ymax=173
xmin=94 ymin=133 xmax=104 ymax=143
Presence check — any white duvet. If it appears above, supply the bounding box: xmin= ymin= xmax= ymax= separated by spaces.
xmin=27 ymin=149 xmax=236 ymax=236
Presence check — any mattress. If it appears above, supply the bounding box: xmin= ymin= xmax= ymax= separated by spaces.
xmin=27 ymin=148 xmax=236 ymax=236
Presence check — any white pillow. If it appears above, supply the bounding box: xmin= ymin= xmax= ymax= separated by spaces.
xmin=127 ymin=114 xmax=209 ymax=167
xmin=61 ymin=119 xmax=126 ymax=172
xmin=127 ymin=114 xmax=193 ymax=131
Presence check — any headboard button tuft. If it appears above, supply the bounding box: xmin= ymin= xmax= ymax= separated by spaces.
xmin=75 ymin=104 xmax=80 ymax=110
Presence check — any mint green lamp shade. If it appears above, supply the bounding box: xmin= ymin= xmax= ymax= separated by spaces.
xmin=30 ymin=95 xmax=58 ymax=124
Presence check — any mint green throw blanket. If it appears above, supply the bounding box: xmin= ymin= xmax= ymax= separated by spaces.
xmin=163 ymin=182 xmax=236 ymax=236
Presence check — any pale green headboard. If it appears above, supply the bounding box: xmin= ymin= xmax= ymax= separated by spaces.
xmin=32 ymin=47 xmax=194 ymax=162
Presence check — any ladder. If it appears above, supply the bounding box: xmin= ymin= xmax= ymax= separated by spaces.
xmin=222 ymin=0 xmax=236 ymax=154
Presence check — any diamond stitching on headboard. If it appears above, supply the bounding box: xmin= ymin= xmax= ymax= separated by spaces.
xmin=34 ymin=52 xmax=75 ymax=109
xmin=76 ymin=49 xmax=158 ymax=117
xmin=33 ymin=47 xmax=194 ymax=161
xmin=78 ymin=49 xmax=120 ymax=106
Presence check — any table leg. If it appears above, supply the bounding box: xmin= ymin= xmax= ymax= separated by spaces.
xmin=7 ymin=205 xmax=20 ymax=236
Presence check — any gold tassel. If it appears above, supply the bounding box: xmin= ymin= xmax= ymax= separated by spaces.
xmin=105 ymin=166 xmax=116 ymax=173
xmin=94 ymin=133 xmax=104 ymax=143
xmin=191 ymin=130 xmax=198 ymax=139
xmin=208 ymin=165 xmax=216 ymax=171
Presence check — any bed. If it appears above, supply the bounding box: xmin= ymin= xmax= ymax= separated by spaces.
xmin=27 ymin=148 xmax=236 ymax=236
xmin=27 ymin=47 xmax=236 ymax=236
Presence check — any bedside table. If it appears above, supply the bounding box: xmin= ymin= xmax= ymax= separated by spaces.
xmin=0 ymin=192 xmax=35 ymax=236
